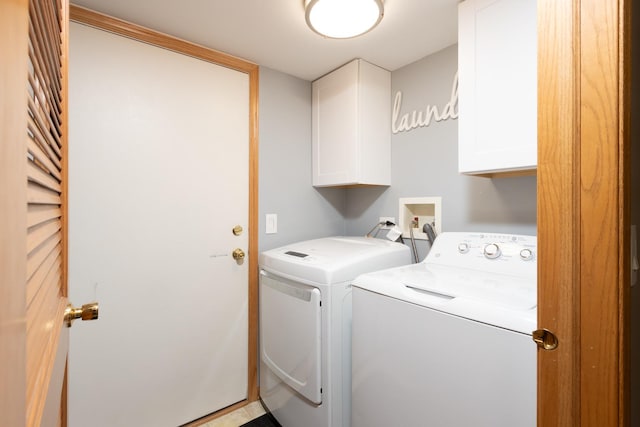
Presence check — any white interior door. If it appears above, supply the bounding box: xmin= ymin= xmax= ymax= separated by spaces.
xmin=67 ymin=22 xmax=249 ymax=427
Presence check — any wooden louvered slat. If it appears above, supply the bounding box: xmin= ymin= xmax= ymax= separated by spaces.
xmin=26 ymin=260 xmax=61 ymax=365
xmin=26 ymin=52 xmax=61 ymax=152
xmin=27 ymin=204 xmax=61 ymax=229
xmin=27 ymin=181 xmax=60 ymax=205
xmin=27 ymin=243 xmax=61 ymax=307
xmin=27 ymin=94 xmax=62 ymax=160
xmin=41 ymin=0 xmax=62 ymax=72
xmin=28 ymin=2 xmax=61 ymax=104
xmin=27 ymin=83 xmax=62 ymax=158
xmin=26 ymin=218 xmax=61 ymax=255
xmin=26 ymin=41 xmax=62 ymax=136
xmin=26 ymin=56 xmax=50 ymax=123
xmin=27 ymin=138 xmax=61 ymax=181
xmin=26 ymin=40 xmax=53 ymax=109
xmin=27 ymin=160 xmax=61 ymax=193
xmin=27 ymin=232 xmax=60 ymax=282
xmin=26 ymin=264 xmax=62 ymax=419
xmin=26 ymin=50 xmax=58 ymax=141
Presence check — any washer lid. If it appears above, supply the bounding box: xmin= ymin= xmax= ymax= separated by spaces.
xmin=259 ymin=236 xmax=411 ymax=285
xmin=402 ymin=264 xmax=535 ymax=311
xmin=352 ymin=263 xmax=536 ymax=334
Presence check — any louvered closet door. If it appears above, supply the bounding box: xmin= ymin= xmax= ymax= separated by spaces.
xmin=26 ymin=0 xmax=71 ymax=425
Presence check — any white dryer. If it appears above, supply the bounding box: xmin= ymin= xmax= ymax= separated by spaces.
xmin=259 ymin=236 xmax=411 ymax=427
xmin=351 ymin=232 xmax=537 ymax=427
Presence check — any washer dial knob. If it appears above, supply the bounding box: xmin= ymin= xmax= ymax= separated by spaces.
xmin=520 ymin=248 xmax=534 ymax=261
xmin=457 ymin=242 xmax=470 ymax=254
xmin=483 ymin=243 xmax=501 ymax=259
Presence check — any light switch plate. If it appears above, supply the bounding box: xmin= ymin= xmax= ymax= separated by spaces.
xmin=266 ymin=214 xmax=277 ymax=234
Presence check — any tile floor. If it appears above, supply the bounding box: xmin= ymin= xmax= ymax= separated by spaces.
xmin=202 ymin=401 xmax=266 ymax=427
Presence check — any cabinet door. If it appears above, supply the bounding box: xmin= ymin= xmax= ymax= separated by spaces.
xmin=458 ymin=0 xmax=537 ymax=175
xmin=312 ymin=61 xmax=359 ymax=186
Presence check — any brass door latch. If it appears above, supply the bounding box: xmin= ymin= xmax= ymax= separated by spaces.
xmin=532 ymin=328 xmax=558 ymax=350
xmin=65 ymin=302 xmax=99 ymax=327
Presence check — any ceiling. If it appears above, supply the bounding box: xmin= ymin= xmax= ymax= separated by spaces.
xmin=71 ymin=0 xmax=459 ymax=81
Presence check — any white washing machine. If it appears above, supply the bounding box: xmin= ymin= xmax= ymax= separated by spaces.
xmin=351 ymin=232 xmax=537 ymax=427
xmin=259 ymin=236 xmax=411 ymax=427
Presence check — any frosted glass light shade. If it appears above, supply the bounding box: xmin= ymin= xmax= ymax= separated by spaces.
xmin=305 ymin=0 xmax=384 ymax=39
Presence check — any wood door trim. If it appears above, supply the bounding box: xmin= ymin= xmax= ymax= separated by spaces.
xmin=69 ymin=5 xmax=260 ymax=403
xmin=538 ymin=0 xmax=630 ymax=425
xmin=247 ymin=67 xmax=260 ymax=401
xmin=579 ymin=0 xmax=624 ymax=424
xmin=69 ymin=6 xmax=258 ymax=74
xmin=618 ymin=0 xmax=632 ymax=423
xmin=537 ymin=0 xmax=581 ymax=423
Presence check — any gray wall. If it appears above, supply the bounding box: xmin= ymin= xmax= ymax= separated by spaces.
xmin=259 ymin=45 xmax=537 ymax=259
xmin=344 ymin=44 xmax=537 ymax=260
xmin=258 ymin=67 xmax=346 ymax=251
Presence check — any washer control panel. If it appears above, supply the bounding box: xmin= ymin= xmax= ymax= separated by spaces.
xmin=430 ymin=232 xmax=537 ymax=278
xmin=482 ymin=243 xmax=502 ymax=259
xmin=519 ymin=248 xmax=534 ymax=261
xmin=457 ymin=242 xmax=470 ymax=254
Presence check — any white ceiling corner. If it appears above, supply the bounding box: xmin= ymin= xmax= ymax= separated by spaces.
xmin=70 ymin=0 xmax=459 ymax=81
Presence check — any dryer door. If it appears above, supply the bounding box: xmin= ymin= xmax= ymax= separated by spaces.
xmin=260 ymin=271 xmax=322 ymax=404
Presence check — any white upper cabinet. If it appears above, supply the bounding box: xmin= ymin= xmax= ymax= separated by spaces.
xmin=312 ymin=59 xmax=391 ymax=187
xmin=458 ymin=0 xmax=537 ymax=175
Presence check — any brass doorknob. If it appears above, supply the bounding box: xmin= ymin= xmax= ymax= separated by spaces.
xmin=65 ymin=302 xmax=99 ymax=327
xmin=232 ymin=248 xmax=245 ymax=260
xmin=532 ymin=328 xmax=558 ymax=350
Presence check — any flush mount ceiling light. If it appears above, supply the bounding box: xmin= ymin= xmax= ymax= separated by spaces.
xmin=304 ymin=0 xmax=384 ymax=39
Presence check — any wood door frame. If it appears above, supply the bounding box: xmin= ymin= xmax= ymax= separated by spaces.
xmin=69 ymin=4 xmax=260 ymax=411
xmin=537 ymin=0 xmax=631 ymax=425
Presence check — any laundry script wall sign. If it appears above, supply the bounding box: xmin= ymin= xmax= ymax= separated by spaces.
xmin=392 ymin=71 xmax=458 ymax=134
